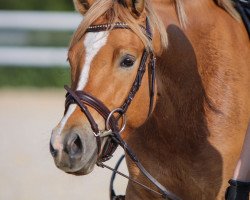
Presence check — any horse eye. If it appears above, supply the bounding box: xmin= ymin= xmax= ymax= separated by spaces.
xmin=120 ymin=55 xmax=135 ymax=68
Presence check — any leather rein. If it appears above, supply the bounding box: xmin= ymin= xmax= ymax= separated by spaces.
xmin=64 ymin=18 xmax=181 ymax=200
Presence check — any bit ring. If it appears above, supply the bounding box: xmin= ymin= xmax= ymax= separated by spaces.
xmin=106 ymin=108 xmax=127 ymax=134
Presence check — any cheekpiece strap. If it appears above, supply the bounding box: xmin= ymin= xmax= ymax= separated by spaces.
xmin=145 ymin=17 xmax=153 ymax=40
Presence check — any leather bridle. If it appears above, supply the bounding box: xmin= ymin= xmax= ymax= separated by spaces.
xmin=64 ymin=18 xmax=181 ymax=200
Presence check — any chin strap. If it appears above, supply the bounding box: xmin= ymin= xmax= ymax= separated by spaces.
xmin=225 ymin=179 xmax=250 ymax=200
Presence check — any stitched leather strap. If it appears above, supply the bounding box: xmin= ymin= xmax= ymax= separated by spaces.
xmin=120 ymin=49 xmax=149 ymax=113
xmin=86 ymin=22 xmax=130 ymax=32
xmin=148 ymin=54 xmax=156 ymax=116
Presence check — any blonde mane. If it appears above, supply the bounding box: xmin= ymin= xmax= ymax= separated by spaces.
xmin=70 ymin=0 xmax=240 ymax=52
xmin=215 ymin=0 xmax=240 ymax=20
xmin=173 ymin=0 xmax=240 ymax=26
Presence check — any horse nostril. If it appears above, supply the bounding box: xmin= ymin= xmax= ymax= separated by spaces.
xmin=50 ymin=141 xmax=58 ymax=158
xmin=68 ymin=134 xmax=83 ymax=157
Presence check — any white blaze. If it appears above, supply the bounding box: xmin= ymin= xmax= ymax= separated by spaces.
xmin=77 ymin=31 xmax=109 ymax=90
xmin=57 ymin=31 xmax=109 ymax=135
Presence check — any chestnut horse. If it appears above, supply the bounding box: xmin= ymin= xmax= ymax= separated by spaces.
xmin=50 ymin=0 xmax=250 ymax=199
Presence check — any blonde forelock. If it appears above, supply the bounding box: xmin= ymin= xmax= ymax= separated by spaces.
xmin=70 ymin=0 xmax=168 ymax=52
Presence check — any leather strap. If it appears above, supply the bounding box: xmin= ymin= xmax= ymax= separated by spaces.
xmin=65 ymin=86 xmax=120 ymax=161
xmin=86 ymin=22 xmax=130 ymax=32
xmin=120 ymin=49 xmax=149 ymax=114
xmin=110 ymin=155 xmax=126 ymax=199
xmin=65 ymin=86 xmax=102 ymax=155
xmin=148 ymin=54 xmax=156 ymax=116
xmin=86 ymin=21 xmax=151 ymax=39
xmin=120 ymin=17 xmax=156 ymax=116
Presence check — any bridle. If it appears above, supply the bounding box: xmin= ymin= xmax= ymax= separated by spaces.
xmin=64 ymin=18 xmax=181 ymax=200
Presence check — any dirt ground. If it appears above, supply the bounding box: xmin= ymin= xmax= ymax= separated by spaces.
xmin=0 ymin=89 xmax=128 ymax=200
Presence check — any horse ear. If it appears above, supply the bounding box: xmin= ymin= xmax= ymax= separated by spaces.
xmin=73 ymin=0 xmax=95 ymax=15
xmin=124 ymin=0 xmax=145 ymax=17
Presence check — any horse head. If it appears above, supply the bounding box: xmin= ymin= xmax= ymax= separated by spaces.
xmin=50 ymin=0 xmax=167 ymax=175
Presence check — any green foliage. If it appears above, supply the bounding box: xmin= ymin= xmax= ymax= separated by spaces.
xmin=0 ymin=67 xmax=70 ymax=88
xmin=0 ymin=0 xmax=74 ymax=11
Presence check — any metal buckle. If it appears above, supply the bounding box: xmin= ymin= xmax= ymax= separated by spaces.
xmin=93 ymin=131 xmax=101 ymax=137
xmin=100 ymin=129 xmax=113 ymax=138
xmin=106 ymin=108 xmax=127 ymax=134
xmin=94 ymin=130 xmax=113 ymax=138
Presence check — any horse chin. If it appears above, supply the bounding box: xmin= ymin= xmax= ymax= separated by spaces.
xmin=52 ymin=146 xmax=98 ymax=176
xmin=67 ymin=165 xmax=95 ymax=176
xmin=73 ymin=156 xmax=98 ymax=176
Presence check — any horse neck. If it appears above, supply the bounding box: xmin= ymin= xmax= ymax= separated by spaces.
xmin=131 ymin=45 xmax=209 ymax=157
xmin=128 ymin=0 xmax=248 ymax=160
xmin=135 ymin=1 xmax=213 ymax=153
xmin=140 ymin=60 xmax=209 ymax=156
xmin=142 ymin=0 xmax=243 ymax=152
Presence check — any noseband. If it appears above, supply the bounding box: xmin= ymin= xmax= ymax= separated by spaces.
xmin=64 ymin=18 xmax=181 ymax=200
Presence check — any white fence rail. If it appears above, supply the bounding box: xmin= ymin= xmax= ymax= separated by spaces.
xmin=0 ymin=11 xmax=83 ymax=67
xmin=0 ymin=47 xmax=68 ymax=67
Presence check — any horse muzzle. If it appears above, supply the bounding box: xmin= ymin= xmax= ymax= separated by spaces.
xmin=50 ymin=127 xmax=98 ymax=175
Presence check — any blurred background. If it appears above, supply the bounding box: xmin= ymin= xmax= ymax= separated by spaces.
xmin=0 ymin=1 xmax=127 ymax=199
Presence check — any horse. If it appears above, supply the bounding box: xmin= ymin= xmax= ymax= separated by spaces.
xmin=50 ymin=0 xmax=250 ymax=199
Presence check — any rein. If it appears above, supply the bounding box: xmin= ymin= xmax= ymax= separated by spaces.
xmin=64 ymin=18 xmax=181 ymax=200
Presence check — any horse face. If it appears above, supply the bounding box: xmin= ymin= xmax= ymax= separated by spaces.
xmin=50 ymin=0 xmax=154 ymax=175
xmin=50 ymin=0 xmax=158 ymax=175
